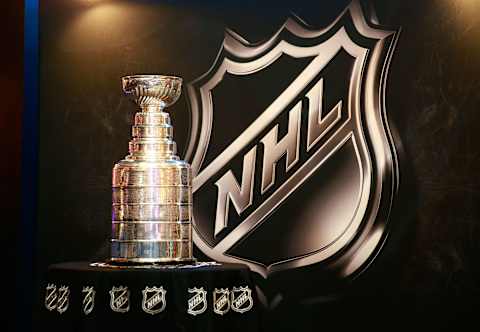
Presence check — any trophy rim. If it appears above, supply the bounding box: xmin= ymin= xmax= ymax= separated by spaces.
xmin=121 ymin=74 xmax=183 ymax=83
xmin=121 ymin=74 xmax=183 ymax=108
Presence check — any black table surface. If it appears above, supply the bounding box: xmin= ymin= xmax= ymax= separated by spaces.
xmin=41 ymin=261 xmax=260 ymax=332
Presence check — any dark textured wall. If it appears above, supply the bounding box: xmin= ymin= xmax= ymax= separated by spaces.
xmin=3 ymin=2 xmax=24 ymax=332
xmin=37 ymin=0 xmax=480 ymax=330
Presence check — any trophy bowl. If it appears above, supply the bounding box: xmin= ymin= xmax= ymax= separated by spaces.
xmin=121 ymin=74 xmax=183 ymax=110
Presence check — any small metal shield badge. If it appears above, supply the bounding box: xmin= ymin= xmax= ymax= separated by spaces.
xmin=187 ymin=287 xmax=207 ymax=316
xmin=56 ymin=285 xmax=70 ymax=314
xmin=109 ymin=286 xmax=130 ymax=313
xmin=44 ymin=284 xmax=57 ymax=311
xmin=213 ymin=288 xmax=230 ymax=315
xmin=82 ymin=286 xmax=96 ymax=315
xmin=142 ymin=286 xmax=167 ymax=315
xmin=231 ymin=286 xmax=253 ymax=313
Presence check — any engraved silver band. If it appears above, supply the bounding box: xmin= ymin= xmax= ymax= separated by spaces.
xmin=111 ymin=222 xmax=191 ymax=241
xmin=132 ymin=125 xmax=173 ymax=138
xmin=128 ymin=138 xmax=177 ymax=156
xmin=113 ymin=164 xmax=190 ymax=187
xmin=134 ymin=112 xmax=170 ymax=126
xmin=112 ymin=204 xmax=191 ymax=221
xmin=111 ymin=240 xmax=192 ymax=262
xmin=112 ymin=187 xmax=191 ymax=204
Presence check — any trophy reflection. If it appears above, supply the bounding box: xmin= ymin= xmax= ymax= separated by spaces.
xmin=110 ymin=75 xmax=194 ymax=263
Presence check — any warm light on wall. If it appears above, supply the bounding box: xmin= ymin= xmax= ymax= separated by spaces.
xmin=445 ymin=0 xmax=480 ymax=22
xmin=437 ymin=0 xmax=480 ymax=44
xmin=61 ymin=2 xmax=164 ymax=52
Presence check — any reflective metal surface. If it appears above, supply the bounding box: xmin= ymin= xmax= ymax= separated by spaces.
xmin=110 ymin=74 xmax=194 ymax=263
xmin=186 ymin=1 xmax=400 ymax=278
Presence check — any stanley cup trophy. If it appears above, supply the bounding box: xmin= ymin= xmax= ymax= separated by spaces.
xmin=110 ymin=74 xmax=194 ymax=264
xmin=42 ymin=74 xmax=257 ymax=326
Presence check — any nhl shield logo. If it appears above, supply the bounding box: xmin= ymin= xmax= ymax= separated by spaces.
xmin=44 ymin=284 xmax=57 ymax=311
xmin=186 ymin=0 xmax=400 ymax=279
xmin=56 ymin=285 xmax=70 ymax=314
xmin=231 ymin=286 xmax=253 ymax=313
xmin=82 ymin=286 xmax=96 ymax=315
xmin=109 ymin=286 xmax=130 ymax=313
xmin=213 ymin=288 xmax=230 ymax=315
xmin=187 ymin=287 xmax=207 ymax=316
xmin=142 ymin=286 xmax=167 ymax=315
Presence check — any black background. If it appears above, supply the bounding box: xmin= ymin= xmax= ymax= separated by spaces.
xmin=2 ymin=1 xmax=23 ymax=332
xmin=33 ymin=0 xmax=480 ymax=331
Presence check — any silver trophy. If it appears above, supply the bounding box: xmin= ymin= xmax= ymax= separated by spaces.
xmin=110 ymin=74 xmax=194 ymax=263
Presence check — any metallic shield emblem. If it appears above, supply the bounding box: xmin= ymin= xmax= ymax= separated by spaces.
xmin=142 ymin=286 xmax=167 ymax=315
xmin=187 ymin=287 xmax=207 ymax=316
xmin=109 ymin=286 xmax=130 ymax=313
xmin=213 ymin=288 xmax=230 ymax=315
xmin=82 ymin=286 xmax=96 ymax=315
xmin=187 ymin=0 xmax=400 ymax=278
xmin=44 ymin=284 xmax=57 ymax=311
xmin=231 ymin=286 xmax=254 ymax=313
xmin=56 ymin=286 xmax=70 ymax=314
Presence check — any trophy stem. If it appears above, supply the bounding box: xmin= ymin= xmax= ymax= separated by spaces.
xmin=142 ymin=105 xmax=166 ymax=112
xmin=127 ymin=109 xmax=177 ymax=161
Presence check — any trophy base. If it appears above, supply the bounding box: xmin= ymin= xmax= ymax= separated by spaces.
xmin=42 ymin=261 xmax=259 ymax=331
xmin=107 ymin=257 xmax=197 ymax=266
xmin=110 ymin=240 xmax=193 ymax=263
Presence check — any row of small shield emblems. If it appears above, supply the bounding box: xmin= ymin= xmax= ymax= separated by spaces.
xmin=45 ymin=284 xmax=70 ymax=314
xmin=110 ymin=285 xmax=168 ymax=315
xmin=188 ymin=286 xmax=254 ymax=316
xmin=44 ymin=284 xmax=165 ymax=315
xmin=45 ymin=284 xmax=253 ymax=316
